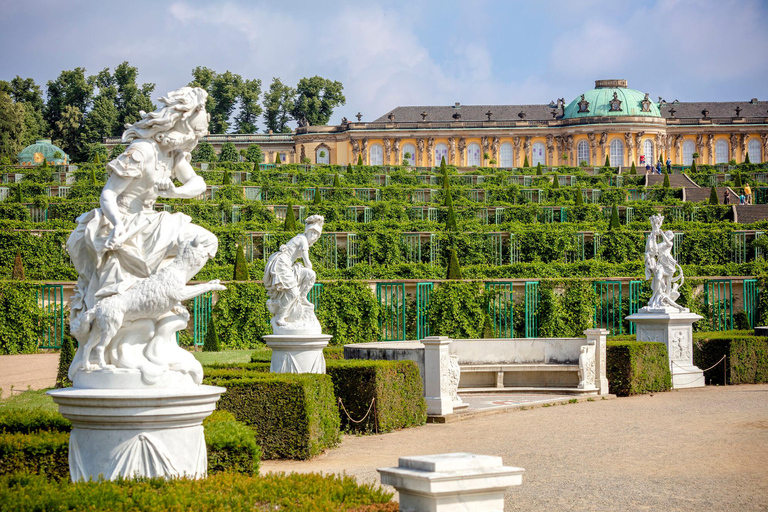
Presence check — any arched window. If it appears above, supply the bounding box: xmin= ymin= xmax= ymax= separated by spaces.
xmin=532 ymin=142 xmax=546 ymax=166
xmin=500 ymin=143 xmax=513 ymax=167
xmin=402 ymin=143 xmax=416 ymax=166
xmin=643 ymin=139 xmax=654 ymax=165
xmin=715 ymin=140 xmax=729 ymax=163
xmin=609 ymin=139 xmax=624 ymax=167
xmin=435 ymin=143 xmax=448 ymax=165
xmin=369 ymin=144 xmax=383 ymax=166
xmin=748 ymin=138 xmax=762 ymax=163
xmin=577 ymin=140 xmax=590 ymax=165
xmin=315 ymin=147 xmax=329 ymax=164
xmin=467 ymin=143 xmax=481 ymax=166
xmin=682 ymin=140 xmax=695 ymax=166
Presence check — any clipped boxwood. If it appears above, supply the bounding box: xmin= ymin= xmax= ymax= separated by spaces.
xmin=204 ymin=410 xmax=262 ymax=475
xmin=0 ymin=431 xmax=69 ymax=479
xmin=607 ymin=341 xmax=672 ymax=396
xmin=0 ymin=472 xmax=394 ymax=512
xmin=693 ymin=331 xmax=768 ymax=385
xmin=205 ymin=372 xmax=340 ymax=460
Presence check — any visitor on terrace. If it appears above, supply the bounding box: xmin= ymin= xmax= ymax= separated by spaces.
xmin=666 ymin=158 xmax=672 ymax=174
xmin=744 ymin=183 xmax=752 ymax=205
xmin=724 ymin=190 xmax=730 ymax=205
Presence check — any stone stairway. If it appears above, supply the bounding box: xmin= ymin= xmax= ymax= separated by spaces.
xmin=683 ymin=186 xmax=738 ymax=204
xmin=734 ymin=205 xmax=768 ymax=223
xmin=644 ymin=173 xmax=699 ymax=188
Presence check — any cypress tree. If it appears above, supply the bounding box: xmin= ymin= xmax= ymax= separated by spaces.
xmin=446 ymin=248 xmax=462 ymax=279
xmin=709 ymin=186 xmax=719 ymax=205
xmin=275 ymin=153 xmax=282 ymax=165
xmin=203 ymin=318 xmax=221 ymax=352
xmin=690 ymin=159 xmax=697 ymax=173
xmin=347 ymin=163 xmax=353 ymax=174
xmin=90 ymin=167 xmax=98 ymax=185
xmin=575 ymin=188 xmax=584 ymax=206
xmin=440 ymin=156 xmax=447 ymax=173
xmin=333 ymin=173 xmax=341 ymax=189
xmin=442 ymin=162 xmax=450 ymax=190
xmin=253 ymin=162 xmax=259 ymax=174
xmin=745 ymin=152 xmax=751 ymax=164
xmin=313 ymin=186 xmax=322 ymax=205
xmin=663 ymin=170 xmax=671 ymax=188
xmin=734 ymin=171 xmax=743 ymax=188
xmin=357 ymin=154 xmax=363 ymax=166
xmin=551 ymin=175 xmax=560 ymax=189
xmin=15 ymin=184 xmax=23 ymax=203
xmin=523 ymin=155 xmax=530 ymax=168
xmin=223 ymin=170 xmax=231 ymax=185
xmin=233 ymin=245 xmax=249 ymax=281
xmin=609 ymin=205 xmax=621 ymax=230
xmin=444 ymin=192 xmax=458 ymax=230
xmin=12 ymin=248 xmax=24 ymax=280
xmin=284 ymin=202 xmax=297 ymax=231
xmin=630 ymin=161 xmax=637 ymax=175
xmin=55 ymin=334 xmax=76 ymax=388
xmin=604 ymin=154 xmax=611 ymax=167
xmin=536 ymin=162 xmax=543 ymax=175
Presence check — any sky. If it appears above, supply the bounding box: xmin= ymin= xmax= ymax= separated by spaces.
xmin=1 ymin=0 xmax=767 ymax=131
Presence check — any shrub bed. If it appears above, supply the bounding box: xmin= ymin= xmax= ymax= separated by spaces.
xmin=0 ymin=472 xmax=394 ymax=511
xmin=693 ymin=331 xmax=768 ymax=385
xmin=204 ymin=372 xmax=340 ymax=459
xmin=0 ymin=431 xmax=69 ymax=479
xmin=203 ymin=410 xmax=262 ymax=475
xmin=606 ymin=341 xmax=672 ymax=396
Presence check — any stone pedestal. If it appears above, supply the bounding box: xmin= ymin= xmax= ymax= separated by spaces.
xmin=265 ymin=334 xmax=332 ymax=374
xmin=378 ymin=453 xmax=524 ymax=512
xmin=48 ymin=379 xmax=224 ymax=482
xmin=422 ymin=336 xmax=455 ymax=416
xmin=626 ymin=308 xmax=704 ymax=389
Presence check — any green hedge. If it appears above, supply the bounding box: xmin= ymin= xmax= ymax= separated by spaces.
xmin=0 ymin=431 xmax=70 ymax=479
xmin=693 ymin=331 xmax=768 ymax=385
xmin=204 ymin=372 xmax=340 ymax=459
xmin=606 ymin=341 xmax=672 ymax=396
xmin=0 ymin=282 xmax=42 ymax=355
xmin=0 ymin=472 xmax=394 ymax=511
xmin=316 ymin=281 xmax=381 ymax=345
xmin=204 ymin=410 xmax=262 ymax=475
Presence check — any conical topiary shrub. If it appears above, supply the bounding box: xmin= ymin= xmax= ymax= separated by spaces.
xmin=690 ymin=160 xmax=697 ymax=173
xmin=445 ymin=192 xmax=457 ymax=230
xmin=630 ymin=161 xmax=636 ymax=175
xmin=357 ymin=154 xmax=363 ymax=166
xmin=223 ymin=170 xmax=231 ymax=185
xmin=333 ymin=173 xmax=341 ymax=189
xmin=523 ymin=155 xmax=530 ymax=168
xmin=734 ymin=171 xmax=743 ymax=188
xmin=440 ymin=156 xmax=447 ymax=173
xmin=55 ymin=334 xmax=76 ymax=388
xmin=609 ymin=205 xmax=621 ymax=230
xmin=745 ymin=152 xmax=751 ymax=164
xmin=536 ymin=162 xmax=543 ymax=175
xmin=313 ymin=186 xmax=322 ymax=205
xmin=15 ymin=184 xmax=23 ymax=203
xmin=284 ymin=202 xmax=297 ymax=231
xmin=233 ymin=245 xmax=249 ymax=281
xmin=552 ymin=175 xmax=560 ymax=189
xmin=446 ymin=248 xmax=462 ymax=280
xmin=663 ymin=170 xmax=670 ymax=188
xmin=203 ymin=318 xmax=221 ymax=352
xmin=604 ymin=155 xmax=611 ymax=168
xmin=347 ymin=163 xmax=353 ymax=174
xmin=709 ymin=186 xmax=719 ymax=205
xmin=275 ymin=153 xmax=282 ymax=165
xmin=12 ymin=248 xmax=24 ymax=280
xmin=575 ymin=188 xmax=584 ymax=206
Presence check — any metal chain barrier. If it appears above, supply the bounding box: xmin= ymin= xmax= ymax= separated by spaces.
xmin=671 ymin=354 xmax=727 ymax=385
xmin=337 ymin=397 xmax=378 ymax=434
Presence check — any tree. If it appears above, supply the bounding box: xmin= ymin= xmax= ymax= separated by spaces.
xmin=745 ymin=152 xmax=751 ymax=164
xmin=604 ymin=154 xmax=611 ymax=167
xmin=346 ymin=163 xmax=353 ymax=174
xmin=709 ymin=186 xmax=719 ymax=205
xmin=218 ymin=142 xmax=238 ymax=162
xmin=54 ymin=105 xmax=85 ymax=161
xmin=482 ymin=152 xmax=490 ymax=167
xmin=12 ymin=249 xmax=24 ymax=280
xmin=403 ymin=152 xmax=411 ymax=166
xmin=203 ymin=317 xmax=221 ymax=352
xmin=630 ymin=161 xmax=636 ymax=175
xmin=55 ymin=334 xmax=76 ymax=387
xmin=444 ymin=192 xmax=457 ymax=230
xmin=333 ymin=173 xmax=341 ymax=189
xmin=275 ymin=153 xmax=282 ymax=165
xmin=113 ymin=62 xmax=155 ymax=128
xmin=0 ymin=91 xmax=26 ymax=160
xmin=446 ymin=249 xmax=462 ymax=279
xmin=690 ymin=159 xmax=697 ymax=173
xmin=523 ymin=155 xmax=530 ymax=167
xmin=357 ymin=153 xmax=363 ymax=166
xmin=191 ymin=140 xmax=216 ymax=162
xmin=662 ymin=170 xmax=670 ymax=188
xmin=5 ymin=77 xmax=47 ymax=147
xmin=734 ymin=171 xmax=743 ymax=188
xmin=536 ymin=162 xmax=542 ymax=175
xmin=442 ymin=159 xmax=450 ymax=190
xmin=82 ymin=69 xmax=119 ymax=144
xmin=291 ymin=76 xmax=346 ymax=126
xmin=235 ymin=78 xmax=262 ymax=133
xmin=109 ymin=144 xmax=126 ymax=159
xmin=263 ymin=78 xmax=295 ymax=133
xmin=609 ymin=205 xmax=621 ymax=230
xmin=233 ymin=245 xmax=249 ymax=281
xmin=245 ymin=144 xmax=263 ymax=163
xmin=552 ymin=174 xmax=560 ymax=189
xmin=313 ymin=186 xmax=322 ymax=205
xmin=223 ymin=169 xmax=231 ymax=185
xmin=190 ymin=67 xmax=243 ymax=134
xmin=284 ymin=202 xmax=297 ymax=231
xmin=86 ymin=143 xmax=108 ymax=163
xmin=575 ymin=188 xmax=584 ymax=206
xmin=45 ymin=68 xmax=92 ymax=141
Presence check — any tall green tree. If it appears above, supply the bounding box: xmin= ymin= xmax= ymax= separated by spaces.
xmin=191 ymin=140 xmax=217 ymax=162
xmin=233 ymin=245 xmax=249 ymax=281
xmin=262 ymin=77 xmax=295 ymax=133
xmin=245 ymin=144 xmax=263 ymax=163
xmin=3 ymin=77 xmax=47 ymax=146
xmin=190 ymin=67 xmax=243 ymax=133
xmin=444 ymin=192 xmax=458 ymax=230
xmin=709 ymin=186 xmax=719 ymax=205
xmin=45 ymin=68 xmax=92 ymax=143
xmin=54 ymin=105 xmax=85 ymax=161
xmin=284 ymin=202 xmax=297 ymax=231
xmin=0 ymin=91 xmax=27 ymax=160
xmin=290 ymin=76 xmax=345 ymax=126
xmin=446 ymin=249 xmax=462 ymax=279
xmin=218 ymin=142 xmax=239 ymax=162
xmin=82 ymin=69 xmax=120 ymax=145
xmin=609 ymin=205 xmax=621 ymax=230
xmin=113 ymin=61 xmax=155 ymax=129
xmin=235 ymin=79 xmax=262 ymax=133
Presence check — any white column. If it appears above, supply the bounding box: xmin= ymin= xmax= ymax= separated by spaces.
xmin=422 ymin=336 xmax=453 ymax=416
xmin=584 ymin=328 xmax=609 ymax=395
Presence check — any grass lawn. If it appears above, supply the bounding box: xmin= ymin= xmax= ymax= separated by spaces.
xmin=193 ymin=348 xmax=270 ymax=366
xmin=0 ymin=389 xmax=56 ymax=411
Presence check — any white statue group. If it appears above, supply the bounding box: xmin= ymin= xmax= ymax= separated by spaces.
xmin=643 ymin=214 xmax=685 ymax=312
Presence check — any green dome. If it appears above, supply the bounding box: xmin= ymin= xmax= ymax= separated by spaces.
xmin=563 ymin=80 xmax=660 ymax=119
xmin=17 ymin=139 xmax=69 ymax=166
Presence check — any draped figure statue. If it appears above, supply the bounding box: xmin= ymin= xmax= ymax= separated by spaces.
xmin=644 ymin=214 xmax=685 ymax=311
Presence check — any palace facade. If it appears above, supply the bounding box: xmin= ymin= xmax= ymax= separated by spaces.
xmin=105 ymin=79 xmax=768 ymax=168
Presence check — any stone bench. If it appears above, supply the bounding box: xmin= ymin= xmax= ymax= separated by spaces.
xmin=459 ymin=363 xmax=581 ymax=391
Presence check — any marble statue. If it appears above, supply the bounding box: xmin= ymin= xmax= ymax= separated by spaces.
xmin=644 ymin=214 xmax=684 ymax=311
xmin=263 ymin=215 xmax=324 ymax=335
xmin=66 ymin=86 xmax=221 ymax=385
xmin=577 ymin=343 xmax=596 ymax=390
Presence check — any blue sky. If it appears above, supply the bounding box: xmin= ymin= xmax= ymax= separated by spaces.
xmin=2 ymin=0 xmax=767 ymax=130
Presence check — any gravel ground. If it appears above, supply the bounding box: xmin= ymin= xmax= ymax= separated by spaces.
xmin=0 ymin=353 xmax=59 ymax=398
xmin=261 ymin=385 xmax=768 ymax=511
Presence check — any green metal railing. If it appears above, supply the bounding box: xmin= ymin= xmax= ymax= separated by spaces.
xmin=743 ymin=279 xmax=758 ymax=329
xmin=628 ymin=280 xmax=643 ymax=334
xmin=307 ymin=283 xmax=324 ymax=310
xmin=594 ymin=280 xmax=623 ymax=336
xmin=755 ymin=232 xmax=764 ymax=260
xmin=193 ymin=291 xmax=212 ymax=347
xmin=673 ymin=233 xmax=684 ymax=261
xmin=705 ymin=279 xmax=733 ymax=331
xmin=377 ymin=283 xmax=406 ymax=341
xmin=494 ymin=208 xmax=505 ymax=224
xmin=37 ymin=284 xmax=64 ymax=349
xmin=347 ymin=234 xmax=360 ymax=268
xmin=566 ymin=233 xmax=585 ymax=262
xmin=315 ymin=233 xmax=338 ymax=269
xmin=524 ymin=281 xmax=539 ymax=338
xmin=539 ymin=207 xmax=554 ymax=224
xmin=403 ymin=234 xmax=422 ymax=263
xmin=486 ymin=233 xmax=504 ymax=266
xmin=416 ymin=282 xmax=433 ymax=339
xmin=485 ymin=282 xmax=514 ymax=338
xmin=429 ymin=234 xmax=441 ymax=265
xmin=732 ymin=232 xmax=747 ymax=263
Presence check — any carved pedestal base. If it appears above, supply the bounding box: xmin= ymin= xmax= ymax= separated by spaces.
xmin=265 ymin=334 xmax=332 ymax=374
xmin=626 ymin=308 xmax=704 ymax=389
xmin=48 ymin=382 xmax=224 ymax=482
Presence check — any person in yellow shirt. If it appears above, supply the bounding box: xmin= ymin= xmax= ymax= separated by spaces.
xmin=744 ymin=184 xmax=752 ymax=205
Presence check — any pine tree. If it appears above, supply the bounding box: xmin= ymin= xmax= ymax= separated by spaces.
xmin=444 ymin=192 xmax=457 ymax=230
xmin=442 ymin=161 xmax=450 ymax=190
xmin=575 ymin=188 xmax=584 ymax=206
xmin=523 ymin=155 xmax=530 ymax=168
xmin=630 ymin=161 xmax=637 ymax=175
xmin=55 ymin=334 xmax=76 ymax=388
xmin=357 ymin=154 xmax=363 ymax=166
xmin=284 ymin=202 xmax=297 ymax=231
xmin=709 ymin=186 xmax=719 ymax=205
xmin=440 ymin=156 xmax=447 ymax=173
xmin=347 ymin=163 xmax=353 ymax=174
xmin=536 ymin=162 xmax=543 ymax=175
xmin=12 ymin=249 xmax=24 ymax=280
xmin=446 ymin=248 xmax=462 ymax=279
xmin=275 ymin=153 xmax=282 ymax=165
xmin=313 ymin=186 xmax=322 ymax=205
xmin=663 ymin=170 xmax=671 ymax=188
xmin=333 ymin=173 xmax=341 ymax=189
xmin=552 ymin=175 xmax=560 ymax=189
xmin=604 ymin=154 xmax=611 ymax=167
xmin=609 ymin=205 xmax=621 ymax=230
xmin=203 ymin=318 xmax=220 ymax=352
xmin=233 ymin=245 xmax=249 ymax=281
xmin=745 ymin=152 xmax=751 ymax=164
xmin=223 ymin=170 xmax=231 ymax=185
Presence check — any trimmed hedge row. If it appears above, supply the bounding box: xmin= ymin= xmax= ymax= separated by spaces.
xmin=606 ymin=341 xmax=672 ymax=396
xmin=0 ymin=472 xmax=394 ymax=512
xmin=0 ymin=431 xmax=69 ymax=479
xmin=693 ymin=331 xmax=768 ymax=385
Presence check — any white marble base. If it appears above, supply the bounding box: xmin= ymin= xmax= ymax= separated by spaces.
xmin=47 ymin=384 xmax=224 ymax=482
xmin=378 ymin=453 xmax=524 ymax=512
xmin=626 ymin=308 xmax=705 ymax=389
xmin=264 ymin=334 xmax=332 ymax=374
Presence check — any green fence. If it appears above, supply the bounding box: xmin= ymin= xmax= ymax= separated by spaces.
xmin=37 ymin=284 xmax=64 ymax=349
xmin=416 ymin=282 xmax=433 ymax=339
xmin=743 ymin=278 xmax=758 ymax=329
xmin=705 ymin=279 xmax=733 ymax=331
xmin=307 ymin=283 xmax=324 ymax=310
xmin=377 ymin=283 xmax=406 ymax=341
xmin=594 ymin=280 xmax=623 ymax=336
xmin=524 ymin=281 xmax=539 ymax=338
xmin=627 ymin=280 xmax=643 ymax=334
xmin=347 ymin=234 xmax=360 ymax=268
xmin=485 ymin=282 xmax=514 ymax=338
xmin=193 ymin=291 xmax=213 ymax=346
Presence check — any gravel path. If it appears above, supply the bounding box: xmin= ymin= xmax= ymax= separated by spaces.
xmin=0 ymin=353 xmax=59 ymax=398
xmin=261 ymin=385 xmax=768 ymax=511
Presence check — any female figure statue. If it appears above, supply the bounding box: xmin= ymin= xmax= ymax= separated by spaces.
xmin=67 ymin=87 xmax=219 ymax=384
xmin=644 ymin=215 xmax=684 ymax=311
xmin=263 ymin=215 xmax=324 ymax=334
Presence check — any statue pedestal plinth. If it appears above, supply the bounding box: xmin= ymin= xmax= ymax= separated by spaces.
xmin=626 ymin=308 xmax=704 ymax=389
xmin=265 ymin=334 xmax=332 ymax=374
xmin=48 ymin=374 xmax=224 ymax=482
